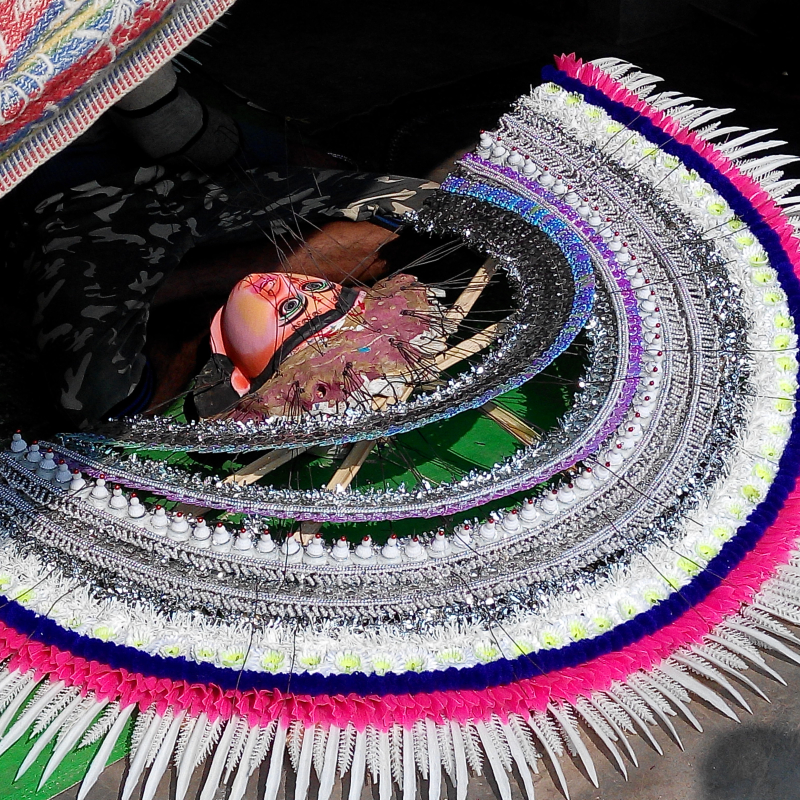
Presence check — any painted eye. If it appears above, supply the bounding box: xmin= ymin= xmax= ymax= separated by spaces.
xmin=278 ymin=296 xmax=305 ymax=320
xmin=302 ymin=280 xmax=330 ymax=292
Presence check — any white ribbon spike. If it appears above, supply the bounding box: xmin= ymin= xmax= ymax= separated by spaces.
xmin=347 ymin=730 xmax=366 ymax=800
xmin=16 ymin=693 xmax=85 ymax=779
xmin=40 ymin=698 xmax=110 ymax=789
xmin=573 ymin=701 xmax=628 ymax=781
xmin=476 ymin=721 xmax=512 ymax=800
xmin=449 ymin=721 xmax=469 ymax=800
xmin=527 ymin=716 xmax=570 ymax=800
xmin=642 ymin=674 xmax=703 ymax=732
xmin=228 ymin=725 xmax=261 ymax=800
xmin=701 ymin=125 xmax=748 ymax=141
xmin=501 ymin=721 xmax=536 ymax=799
xmin=378 ymin=729 xmax=392 ymax=800
xmin=695 ymin=647 xmax=770 ymax=703
xmin=673 ymin=655 xmax=752 ymax=713
xmin=77 ymin=704 xmax=135 ymax=800
xmin=716 ymin=128 xmax=778 ymax=151
xmin=624 ymin=682 xmax=683 ymax=751
xmin=140 ymin=711 xmax=186 ymax=800
xmin=263 ymin=723 xmax=287 ymax=800
xmin=686 ymin=107 xmax=735 ymax=130
xmin=174 ymin=712 xmax=209 ymax=800
xmin=587 ymin=697 xmax=638 ymax=768
xmin=197 ymin=715 xmax=238 ymax=800
xmin=121 ymin=711 xmax=164 ymax=800
xmin=727 ymin=621 xmax=800 ymax=659
xmin=294 ymin=724 xmax=315 ymax=800
xmin=403 ymin=726 xmax=416 ymax=800
xmin=549 ymin=705 xmax=599 ymax=786
xmin=0 ymin=681 xmax=64 ymax=756
xmin=706 ymin=633 xmax=786 ymax=685
xmin=317 ymin=725 xmax=340 ymax=800
xmin=0 ymin=669 xmax=26 ymax=699
xmin=607 ymin=691 xmax=663 ymax=756
xmin=659 ymin=665 xmax=739 ymax=722
xmin=425 ymin=719 xmax=441 ymax=800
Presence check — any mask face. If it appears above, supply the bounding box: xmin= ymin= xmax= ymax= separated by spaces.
xmin=211 ymin=272 xmax=351 ymax=395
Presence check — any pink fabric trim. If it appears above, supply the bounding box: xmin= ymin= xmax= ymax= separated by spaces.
xmin=553 ymin=53 xmax=800 ymax=265
xmin=3 ymin=487 xmax=799 ymax=729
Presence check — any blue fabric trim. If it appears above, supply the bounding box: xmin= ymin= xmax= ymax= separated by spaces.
xmin=3 ymin=69 xmax=800 ymax=699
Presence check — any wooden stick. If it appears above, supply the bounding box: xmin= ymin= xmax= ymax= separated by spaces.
xmin=481 ymin=401 xmax=539 ymax=446
xmin=445 ymin=259 xmax=497 ymax=324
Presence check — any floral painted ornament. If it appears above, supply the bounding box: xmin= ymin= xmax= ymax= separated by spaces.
xmin=2 ymin=54 xmax=800 ymax=800
xmin=193 ymin=271 xmax=455 ymax=420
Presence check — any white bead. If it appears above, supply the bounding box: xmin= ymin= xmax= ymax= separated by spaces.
xmin=453 ymin=524 xmax=472 ymax=547
xmin=108 ymin=487 xmax=128 ymax=514
xmin=23 ymin=444 xmax=42 ymax=468
xmin=501 ymin=510 xmax=521 ymax=533
xmin=128 ymin=496 xmax=146 ymax=519
xmin=331 ymin=538 xmax=350 ymax=561
xmin=541 ymin=492 xmax=559 ymax=514
xmin=69 ymin=471 xmax=86 ymax=492
xmin=192 ymin=519 xmax=211 ymax=546
xmin=381 ymin=536 xmax=401 ymax=559
xmin=354 ymin=536 xmax=374 ymax=560
xmin=150 ymin=506 xmax=169 ymax=531
xmin=404 ymin=537 xmax=425 ymax=559
xmin=429 ymin=529 xmax=450 ymax=555
xmin=281 ymin=536 xmax=300 ymax=556
xmin=520 ymin=499 xmax=539 ymax=524
xmin=305 ymin=534 xmax=325 ymax=558
xmin=55 ymin=463 xmax=72 ymax=484
xmin=257 ymin=531 xmax=275 ymax=554
xmin=479 ymin=518 xmax=499 ymax=541
xmin=10 ymin=433 xmax=27 ymax=455
xmin=36 ymin=451 xmax=58 ymax=480
xmin=90 ymin=478 xmax=109 ymax=504
xmin=557 ymin=484 xmax=576 ymax=504
xmin=235 ymin=529 xmax=254 ymax=551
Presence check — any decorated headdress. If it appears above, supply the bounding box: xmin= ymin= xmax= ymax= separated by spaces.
xmin=3 ymin=31 xmax=800 ymax=800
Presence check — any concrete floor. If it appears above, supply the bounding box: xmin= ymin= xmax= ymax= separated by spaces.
xmin=52 ymin=648 xmax=800 ymax=800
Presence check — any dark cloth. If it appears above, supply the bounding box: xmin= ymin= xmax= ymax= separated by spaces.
xmin=27 ymin=163 xmax=437 ymax=426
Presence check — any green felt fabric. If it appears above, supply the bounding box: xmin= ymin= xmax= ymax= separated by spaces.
xmin=0 ymin=715 xmax=132 ymax=800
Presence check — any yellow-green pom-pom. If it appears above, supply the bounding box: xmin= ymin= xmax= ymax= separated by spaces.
xmin=707 ymin=201 xmax=727 ymax=216
xmin=93 ymin=625 xmax=115 ymax=642
xmin=437 ymin=647 xmax=466 ymax=665
xmin=774 ymin=334 xmax=791 ymax=350
xmin=336 ymin=653 xmax=362 ymax=674
xmin=221 ymin=649 xmax=246 ymax=668
xmin=299 ymin=652 xmax=322 ymax=668
xmin=568 ymin=620 xmax=589 ymax=640
xmin=261 ymin=650 xmax=285 ymax=671
xmin=752 ymin=269 xmax=773 ymax=285
xmin=677 ymin=556 xmax=700 ymax=576
xmin=373 ymin=657 xmax=392 ymax=675
xmin=475 ymin=642 xmax=501 ymax=662
xmin=742 ymin=484 xmax=761 ymax=502
xmin=696 ymin=542 xmax=719 ymax=560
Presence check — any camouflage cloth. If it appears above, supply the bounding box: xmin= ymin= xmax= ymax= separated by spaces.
xmin=27 ymin=164 xmax=438 ymax=427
